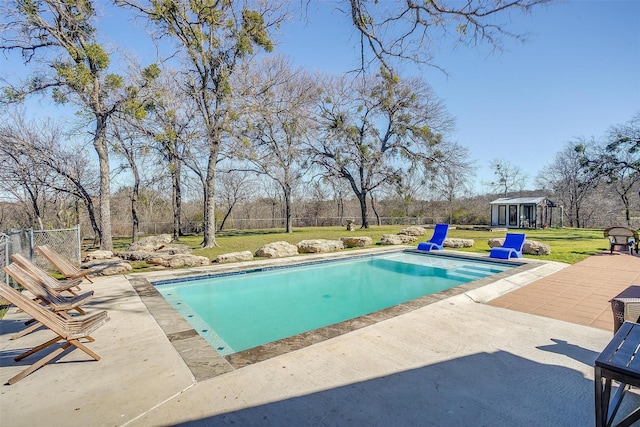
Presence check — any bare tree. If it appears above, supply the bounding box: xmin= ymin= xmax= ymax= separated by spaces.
xmin=537 ymin=142 xmax=599 ymax=228
xmin=427 ymin=142 xmax=475 ymax=223
xmin=0 ymin=113 xmax=102 ymax=238
xmin=124 ymin=68 xmax=197 ymax=241
xmin=216 ymin=169 xmax=256 ymax=231
xmin=487 ymin=159 xmax=527 ymax=197
xmin=119 ymin=0 xmax=288 ymax=247
xmin=346 ymin=0 xmax=553 ymax=71
xmin=236 ymin=57 xmax=318 ymax=233
xmin=109 ymin=120 xmax=149 ymax=242
xmin=1 ymin=0 xmax=158 ymax=249
xmin=576 ymin=112 xmax=640 ymax=225
xmin=312 ymin=70 xmax=454 ymax=228
xmin=0 ymin=111 xmax=54 ymax=229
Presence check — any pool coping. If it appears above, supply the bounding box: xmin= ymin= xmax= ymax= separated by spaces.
xmin=126 ymin=248 xmax=549 ymax=381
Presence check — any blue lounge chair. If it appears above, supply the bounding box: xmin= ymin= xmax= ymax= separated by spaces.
xmin=489 ymin=233 xmax=526 ymax=259
xmin=417 ymin=223 xmax=450 ymax=251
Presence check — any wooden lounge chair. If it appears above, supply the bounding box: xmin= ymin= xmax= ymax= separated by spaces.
xmin=0 ymin=281 xmax=109 ymax=385
xmin=35 ymin=244 xmax=96 ymax=283
xmin=417 ymin=223 xmax=450 ymax=251
xmin=489 ymin=233 xmax=526 ymax=259
xmin=3 ymin=263 xmax=94 ymax=339
xmin=604 ymin=226 xmax=639 ymax=254
xmin=11 ymin=253 xmax=83 ymax=296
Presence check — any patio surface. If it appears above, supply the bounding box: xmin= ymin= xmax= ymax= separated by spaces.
xmin=489 ymin=251 xmax=640 ymax=332
xmin=1 ymin=249 xmax=639 ymax=426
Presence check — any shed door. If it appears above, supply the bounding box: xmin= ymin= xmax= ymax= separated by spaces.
xmin=498 ymin=206 xmax=506 ymax=225
xmin=523 ymin=205 xmax=535 ymax=227
xmin=509 ymin=205 xmax=518 ymax=226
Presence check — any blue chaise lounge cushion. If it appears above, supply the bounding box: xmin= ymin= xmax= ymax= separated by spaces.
xmin=417 ymin=223 xmax=450 ymax=251
xmin=489 ymin=233 xmax=526 ymax=259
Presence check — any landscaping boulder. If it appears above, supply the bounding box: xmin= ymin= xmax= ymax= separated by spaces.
xmin=443 ymin=238 xmax=474 ymax=248
xmin=117 ymin=234 xmax=205 ymax=267
xmin=154 ymin=244 xmax=193 ymax=255
xmin=215 ymin=251 xmax=254 ymax=263
xmin=82 ymin=258 xmax=133 ymax=276
xmin=398 ymin=226 xmax=427 ymax=236
xmin=126 ymin=234 xmax=172 ymax=252
xmin=340 ymin=236 xmax=373 ymax=248
xmin=297 ymin=239 xmax=344 ymax=254
xmin=380 ymin=234 xmax=417 ymax=245
xmin=116 ymin=251 xmax=153 ymax=262
xmin=83 ymin=250 xmax=114 ymax=262
xmin=523 ymin=240 xmax=551 ymax=255
xmin=487 ymin=238 xmax=504 ymax=249
xmin=145 ymin=253 xmax=210 ymax=268
xmin=487 ymin=237 xmax=550 ymax=255
xmin=255 ymin=241 xmax=299 ymax=258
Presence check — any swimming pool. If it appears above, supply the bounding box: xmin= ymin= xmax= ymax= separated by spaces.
xmin=154 ymin=251 xmax=515 ymax=356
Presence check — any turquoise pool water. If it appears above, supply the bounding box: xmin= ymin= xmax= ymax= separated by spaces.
xmin=154 ymin=251 xmax=513 ymax=356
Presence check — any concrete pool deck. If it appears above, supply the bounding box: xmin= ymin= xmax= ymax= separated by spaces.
xmin=1 ymin=249 xmax=639 ymax=426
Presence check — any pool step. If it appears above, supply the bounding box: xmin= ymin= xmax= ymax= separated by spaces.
xmin=369 ymin=259 xmax=494 ymax=282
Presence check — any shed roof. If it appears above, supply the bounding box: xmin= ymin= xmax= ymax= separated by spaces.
xmin=490 ymin=197 xmax=552 ymax=205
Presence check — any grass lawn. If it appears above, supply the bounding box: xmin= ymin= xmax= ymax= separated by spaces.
xmin=112 ymin=225 xmax=610 ymax=270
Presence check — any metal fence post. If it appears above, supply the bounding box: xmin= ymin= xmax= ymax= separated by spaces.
xmin=0 ymin=233 xmax=8 ymax=284
xmin=29 ymin=228 xmax=34 ymax=260
xmin=76 ymin=224 xmax=81 ymax=264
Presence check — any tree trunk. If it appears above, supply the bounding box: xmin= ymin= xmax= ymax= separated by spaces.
xmin=218 ymin=204 xmax=233 ymax=231
xmin=284 ymin=180 xmax=292 ymax=233
xmin=284 ymin=197 xmax=292 ymax=233
xmin=358 ymin=192 xmax=369 ymax=229
xmin=202 ymin=150 xmax=218 ymax=247
xmin=130 ymin=181 xmax=139 ymax=244
xmin=171 ymin=158 xmax=182 ymax=241
xmin=94 ymin=115 xmax=113 ymax=251
xmin=370 ymin=195 xmax=381 ymax=226
xmin=623 ymin=194 xmax=631 ymax=226
xmin=129 ymin=148 xmax=141 ymax=243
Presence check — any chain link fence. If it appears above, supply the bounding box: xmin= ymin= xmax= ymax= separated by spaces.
xmin=0 ymin=226 xmax=81 ymax=286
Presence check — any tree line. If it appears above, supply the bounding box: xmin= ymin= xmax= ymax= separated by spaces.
xmin=1 ymin=1 xmax=637 ymax=248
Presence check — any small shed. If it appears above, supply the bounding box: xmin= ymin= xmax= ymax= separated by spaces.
xmin=490 ymin=197 xmax=557 ymax=229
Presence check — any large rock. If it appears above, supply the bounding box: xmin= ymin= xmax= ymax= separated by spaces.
xmin=255 ymin=241 xmax=299 ymax=258
xmin=145 ymin=253 xmax=210 ymax=268
xmin=126 ymin=234 xmax=172 ymax=252
xmin=83 ymin=250 xmax=114 ymax=262
xmin=154 ymin=244 xmax=193 ymax=255
xmin=398 ymin=226 xmax=427 ymax=236
xmin=215 ymin=251 xmax=254 ymax=263
xmin=523 ymin=240 xmax=551 ymax=255
xmin=487 ymin=237 xmax=550 ymax=255
xmin=116 ymin=251 xmax=153 ymax=261
xmin=340 ymin=236 xmax=373 ymax=248
xmin=380 ymin=234 xmax=417 ymax=245
xmin=297 ymin=239 xmax=344 ymax=254
xmin=82 ymin=258 xmax=133 ymax=276
xmin=443 ymin=238 xmax=474 ymax=248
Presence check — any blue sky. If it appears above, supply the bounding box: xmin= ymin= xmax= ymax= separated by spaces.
xmin=276 ymin=0 xmax=640 ymax=193
xmin=3 ymin=0 xmax=639 ymax=195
